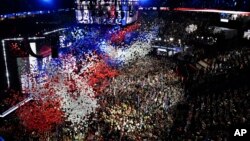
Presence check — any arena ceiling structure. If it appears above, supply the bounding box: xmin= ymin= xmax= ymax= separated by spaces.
xmin=0 ymin=0 xmax=250 ymax=15
xmin=0 ymin=0 xmax=74 ymax=14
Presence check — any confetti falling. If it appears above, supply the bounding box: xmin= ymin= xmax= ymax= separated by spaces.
xmin=6 ymin=22 xmax=159 ymax=134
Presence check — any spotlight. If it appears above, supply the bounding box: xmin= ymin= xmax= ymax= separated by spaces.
xmin=139 ymin=0 xmax=150 ymax=5
xmin=42 ymin=0 xmax=52 ymax=3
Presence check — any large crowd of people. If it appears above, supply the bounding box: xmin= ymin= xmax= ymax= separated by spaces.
xmin=59 ymin=56 xmax=183 ymax=140
xmin=181 ymin=46 xmax=250 ymax=93
xmin=0 ymin=10 xmax=249 ymax=141
xmin=169 ymin=78 xmax=250 ymax=140
xmin=152 ymin=11 xmax=218 ymax=49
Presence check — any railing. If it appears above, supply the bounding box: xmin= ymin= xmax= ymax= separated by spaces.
xmin=0 ymin=97 xmax=33 ymax=118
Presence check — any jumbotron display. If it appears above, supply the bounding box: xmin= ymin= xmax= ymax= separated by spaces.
xmin=75 ymin=0 xmax=139 ymax=25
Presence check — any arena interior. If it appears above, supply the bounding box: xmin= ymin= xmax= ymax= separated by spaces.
xmin=0 ymin=0 xmax=250 ymax=141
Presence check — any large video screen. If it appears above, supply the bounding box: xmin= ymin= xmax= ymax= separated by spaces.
xmin=75 ymin=0 xmax=139 ymax=25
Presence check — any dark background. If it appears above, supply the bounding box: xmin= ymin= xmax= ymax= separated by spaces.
xmin=0 ymin=0 xmax=74 ymax=14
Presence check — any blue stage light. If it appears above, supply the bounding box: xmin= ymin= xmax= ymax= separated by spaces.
xmin=43 ymin=0 xmax=52 ymax=2
xmin=0 ymin=136 xmax=5 ymax=141
xmin=139 ymin=0 xmax=151 ymax=6
xmin=39 ymin=0 xmax=55 ymax=8
xmin=42 ymin=0 xmax=53 ymax=4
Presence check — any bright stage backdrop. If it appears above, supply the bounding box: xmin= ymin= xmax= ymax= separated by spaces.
xmin=75 ymin=0 xmax=139 ymax=25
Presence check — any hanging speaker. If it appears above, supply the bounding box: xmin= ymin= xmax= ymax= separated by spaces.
xmin=129 ymin=5 xmax=131 ymax=11
xmin=121 ymin=11 xmax=125 ymax=19
xmin=129 ymin=11 xmax=134 ymax=17
xmin=98 ymin=10 xmax=103 ymax=17
xmin=115 ymin=11 xmax=119 ymax=18
xmin=92 ymin=11 xmax=96 ymax=16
